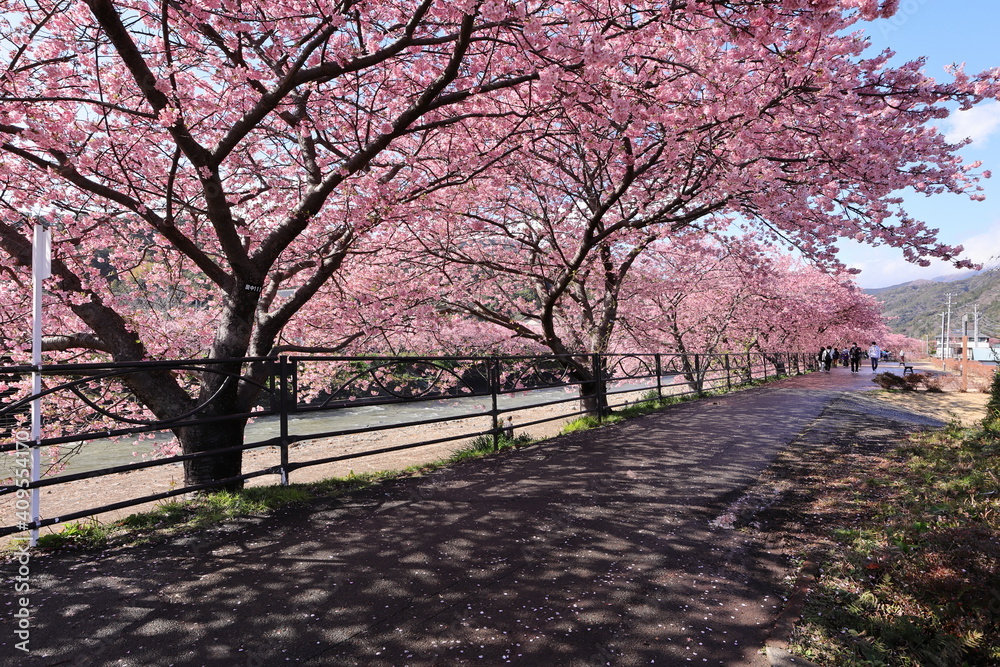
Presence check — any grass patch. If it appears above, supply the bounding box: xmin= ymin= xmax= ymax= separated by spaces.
xmin=561 ymin=414 xmax=611 ymax=434
xmin=788 ymin=422 xmax=1000 ymax=666
xmin=116 ymin=485 xmax=314 ymax=533
xmin=617 ymin=391 xmax=696 ymax=418
xmin=34 ymin=519 xmax=114 ymax=550
xmin=24 ymin=470 xmax=397 ymax=553
xmin=446 ymin=432 xmax=535 ymax=463
xmin=560 ymin=389 xmax=719 ymax=435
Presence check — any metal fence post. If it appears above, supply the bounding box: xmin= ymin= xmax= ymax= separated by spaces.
xmin=724 ymin=353 xmax=732 ymax=391
xmin=693 ymin=354 xmax=702 ymax=395
xmin=655 ymin=353 xmax=663 ymax=401
xmin=592 ymin=353 xmax=603 ymax=422
xmin=490 ymin=357 xmax=501 ymax=450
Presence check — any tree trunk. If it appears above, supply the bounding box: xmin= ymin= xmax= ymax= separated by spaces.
xmin=678 ymin=354 xmax=703 ymax=394
xmin=760 ymin=351 xmax=786 ymax=377
xmin=176 ymin=419 xmax=248 ymax=493
xmin=579 ymin=378 xmax=609 ymax=416
xmin=174 ymin=355 xmax=252 ymax=492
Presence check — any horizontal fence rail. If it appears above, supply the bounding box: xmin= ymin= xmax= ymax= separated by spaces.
xmin=0 ymin=351 xmax=818 ymax=537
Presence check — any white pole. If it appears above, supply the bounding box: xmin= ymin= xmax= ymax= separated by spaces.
xmin=939 ymin=313 xmax=945 ymax=357
xmin=940 ymin=312 xmax=946 ymax=368
xmin=30 ymin=223 xmax=50 ymax=547
xmin=945 ymin=293 xmax=953 ymax=360
xmin=974 ymin=305 xmax=980 ymax=349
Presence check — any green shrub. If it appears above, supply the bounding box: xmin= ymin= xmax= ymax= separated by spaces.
xmin=448 ymin=432 xmax=534 ymax=462
xmin=872 ymin=372 xmax=940 ymax=392
xmin=36 ymin=520 xmax=112 ymax=550
xmin=561 ymin=414 xmax=610 ymax=434
xmin=985 ymin=370 xmax=1000 ymax=433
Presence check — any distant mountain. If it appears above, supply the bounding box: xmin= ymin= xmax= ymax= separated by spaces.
xmin=927 ymin=266 xmax=994 ymax=283
xmin=865 ymin=268 xmax=1000 ymax=341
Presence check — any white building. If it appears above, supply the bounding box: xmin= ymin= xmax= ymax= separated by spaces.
xmin=936 ymin=335 xmax=999 ymax=362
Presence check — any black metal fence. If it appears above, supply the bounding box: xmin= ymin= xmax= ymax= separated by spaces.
xmin=0 ymin=351 xmax=816 ymax=537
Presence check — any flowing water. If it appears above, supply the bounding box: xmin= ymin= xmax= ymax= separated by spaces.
xmin=11 ymin=378 xmax=674 ymax=477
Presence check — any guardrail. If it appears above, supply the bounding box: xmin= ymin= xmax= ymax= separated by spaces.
xmin=0 ymin=351 xmax=816 ymax=536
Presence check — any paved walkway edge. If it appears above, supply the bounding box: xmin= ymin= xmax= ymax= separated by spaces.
xmin=765 ymin=557 xmax=823 ymax=667
xmin=766 ymin=646 xmax=823 ymax=667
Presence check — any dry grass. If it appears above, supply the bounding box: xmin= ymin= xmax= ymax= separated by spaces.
xmin=788 ymin=420 xmax=1000 ymax=666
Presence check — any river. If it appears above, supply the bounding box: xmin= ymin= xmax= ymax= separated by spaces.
xmin=14 ymin=378 xmax=675 ymax=477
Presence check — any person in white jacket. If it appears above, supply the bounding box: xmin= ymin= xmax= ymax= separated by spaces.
xmin=868 ymin=342 xmax=882 ymax=372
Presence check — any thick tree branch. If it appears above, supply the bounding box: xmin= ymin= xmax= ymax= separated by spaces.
xmin=41 ymin=333 xmax=112 ymax=353
xmin=0 ymin=141 xmax=233 ymax=289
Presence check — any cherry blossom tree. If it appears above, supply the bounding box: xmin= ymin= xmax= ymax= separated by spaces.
xmin=0 ymin=0 xmax=996 ymax=488
xmin=715 ymin=258 xmax=889 ymax=368
xmin=879 ymin=332 xmax=924 ymax=360
xmin=387 ymin=0 xmax=997 ymax=408
xmin=0 ymin=0 xmax=580 ymax=487
xmin=618 ymin=236 xmax=797 ymax=387
xmin=631 ymin=246 xmax=890 ymax=362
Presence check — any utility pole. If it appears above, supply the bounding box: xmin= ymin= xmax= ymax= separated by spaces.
xmin=940 ymin=312 xmax=946 ymax=368
xmin=962 ymin=334 xmax=969 ymax=392
xmin=945 ymin=293 xmax=953 ymax=360
xmin=962 ymin=314 xmax=972 ymax=362
xmin=974 ymin=304 xmax=980 ymax=349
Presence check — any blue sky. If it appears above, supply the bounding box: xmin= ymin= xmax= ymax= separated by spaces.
xmin=834 ymin=1 xmax=1000 ymax=288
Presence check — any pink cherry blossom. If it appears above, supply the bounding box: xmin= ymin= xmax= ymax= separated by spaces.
xmin=0 ymin=0 xmax=996 ymax=489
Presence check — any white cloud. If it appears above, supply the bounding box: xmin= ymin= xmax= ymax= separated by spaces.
xmin=945 ymin=101 xmax=1000 ymax=147
xmin=954 ymin=219 xmax=1000 ymax=267
xmin=845 ymin=218 xmax=1000 ymax=288
xmin=846 ymin=248 xmax=950 ymax=288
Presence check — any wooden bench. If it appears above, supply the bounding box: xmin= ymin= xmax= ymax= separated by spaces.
xmin=902 ymin=365 xmax=914 ymax=375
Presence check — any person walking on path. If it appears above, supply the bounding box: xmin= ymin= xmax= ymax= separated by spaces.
xmin=849 ymin=343 xmax=862 ymax=373
xmin=868 ymin=341 xmax=882 ymax=372
xmin=822 ymin=345 xmax=834 ymax=372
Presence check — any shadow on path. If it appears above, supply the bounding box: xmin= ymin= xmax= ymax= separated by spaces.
xmin=4 ymin=367 xmax=944 ymax=666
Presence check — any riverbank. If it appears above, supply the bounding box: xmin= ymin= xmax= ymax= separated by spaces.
xmin=1 ymin=390 xmax=624 ymax=544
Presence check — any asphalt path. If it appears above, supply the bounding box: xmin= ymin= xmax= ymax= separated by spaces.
xmin=3 ymin=365 xmax=940 ymax=666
